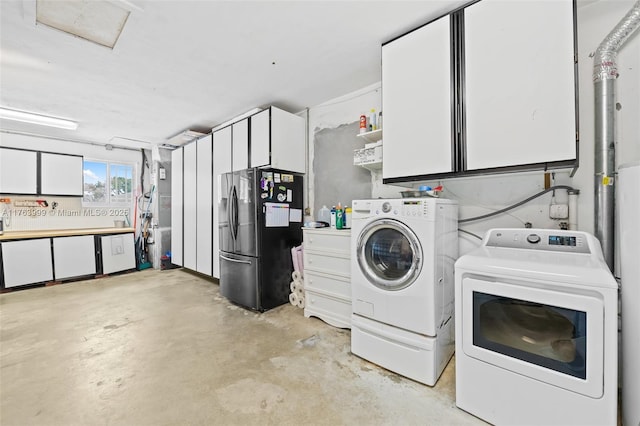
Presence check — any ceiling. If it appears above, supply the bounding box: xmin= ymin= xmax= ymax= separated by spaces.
xmin=0 ymin=0 xmax=472 ymax=150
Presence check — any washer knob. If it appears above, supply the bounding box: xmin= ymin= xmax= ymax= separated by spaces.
xmin=382 ymin=202 xmax=392 ymax=213
xmin=526 ymin=234 xmax=541 ymax=244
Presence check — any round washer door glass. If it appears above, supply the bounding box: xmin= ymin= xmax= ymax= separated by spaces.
xmin=357 ymin=219 xmax=422 ymax=290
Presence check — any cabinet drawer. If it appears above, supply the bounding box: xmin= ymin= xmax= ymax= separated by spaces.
xmin=303 ymin=229 xmax=351 ymax=253
xmin=304 ymin=289 xmax=352 ymax=329
xmin=304 ymin=251 xmax=350 ymax=277
xmin=305 ymin=271 xmax=350 ymax=300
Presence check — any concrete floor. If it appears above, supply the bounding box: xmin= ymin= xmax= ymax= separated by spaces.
xmin=1 ymin=269 xmax=485 ymax=426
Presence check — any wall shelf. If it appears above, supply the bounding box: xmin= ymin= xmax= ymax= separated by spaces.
xmin=356 ymin=160 xmax=382 ymax=171
xmin=356 ymin=129 xmax=382 ymax=143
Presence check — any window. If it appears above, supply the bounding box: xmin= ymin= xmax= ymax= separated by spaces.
xmin=83 ymin=160 xmax=134 ymax=205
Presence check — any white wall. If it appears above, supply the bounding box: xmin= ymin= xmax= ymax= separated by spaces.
xmin=0 ymin=132 xmax=142 ymax=231
xmin=306 ymin=0 xmax=640 ymax=256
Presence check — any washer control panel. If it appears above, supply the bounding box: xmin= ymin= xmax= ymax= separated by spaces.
xmin=485 ymin=228 xmax=591 ymax=254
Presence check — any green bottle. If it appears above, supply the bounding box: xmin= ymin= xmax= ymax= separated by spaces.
xmin=336 ymin=203 xmax=344 ymax=229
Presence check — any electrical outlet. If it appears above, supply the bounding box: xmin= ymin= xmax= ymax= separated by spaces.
xmin=549 ymin=204 xmax=569 ymax=219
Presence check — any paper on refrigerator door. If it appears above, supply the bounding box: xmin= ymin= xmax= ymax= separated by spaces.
xmin=265 ymin=202 xmax=289 ymax=227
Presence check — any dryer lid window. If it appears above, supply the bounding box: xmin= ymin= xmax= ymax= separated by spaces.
xmin=357 ymin=219 xmax=422 ymax=290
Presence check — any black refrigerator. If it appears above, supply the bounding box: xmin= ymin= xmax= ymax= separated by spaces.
xmin=219 ymin=168 xmax=303 ymax=312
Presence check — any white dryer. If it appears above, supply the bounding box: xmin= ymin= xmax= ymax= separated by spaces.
xmin=350 ymin=198 xmax=458 ymax=386
xmin=455 ymin=228 xmax=618 ymax=426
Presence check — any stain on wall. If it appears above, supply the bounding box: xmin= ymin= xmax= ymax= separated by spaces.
xmin=313 ymin=122 xmax=371 ymax=217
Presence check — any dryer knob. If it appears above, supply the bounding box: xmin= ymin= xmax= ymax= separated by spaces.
xmin=382 ymin=202 xmax=392 ymax=213
xmin=526 ymin=234 xmax=541 ymax=244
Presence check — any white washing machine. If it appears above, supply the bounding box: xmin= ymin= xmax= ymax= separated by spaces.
xmin=455 ymin=228 xmax=618 ymax=426
xmin=350 ymin=198 xmax=458 ymax=386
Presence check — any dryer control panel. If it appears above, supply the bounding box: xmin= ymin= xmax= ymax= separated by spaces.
xmin=485 ymin=228 xmax=591 ymax=254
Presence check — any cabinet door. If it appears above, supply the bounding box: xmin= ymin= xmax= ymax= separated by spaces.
xmin=0 ymin=147 xmax=38 ymax=194
xmin=183 ymin=142 xmax=197 ymax=270
xmin=40 ymin=152 xmax=83 ymax=196
xmin=196 ymin=134 xmax=212 ymax=276
xmin=232 ymin=118 xmax=249 ymax=171
xmin=53 ymin=235 xmax=96 ymax=279
xmin=212 ymin=126 xmax=232 ymax=278
xmin=464 ymin=0 xmax=576 ymax=170
xmin=250 ymin=109 xmax=270 ymax=168
xmin=101 ymin=233 xmax=136 ymax=274
xmin=382 ymin=15 xmax=452 ymax=179
xmin=270 ymin=107 xmax=305 ymax=173
xmin=170 ymin=147 xmax=183 ymax=266
xmin=1 ymin=239 xmax=53 ymax=287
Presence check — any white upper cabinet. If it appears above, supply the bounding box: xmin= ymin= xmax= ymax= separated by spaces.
xmin=382 ymin=15 xmax=452 ymax=180
xmin=214 ymin=125 xmax=232 ymax=175
xmin=0 ymin=147 xmax=38 ymax=194
xmin=40 ymin=152 xmax=84 ymax=196
xmin=250 ymin=109 xmax=270 ymax=168
xmin=232 ymin=119 xmax=249 ymax=172
xmin=381 ymin=0 xmax=577 ymax=182
xmin=464 ymin=0 xmax=576 ymax=170
xmin=250 ymin=107 xmax=305 ymax=173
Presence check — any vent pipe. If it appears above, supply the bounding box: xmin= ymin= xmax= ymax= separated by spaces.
xmin=593 ymin=0 xmax=640 ymax=271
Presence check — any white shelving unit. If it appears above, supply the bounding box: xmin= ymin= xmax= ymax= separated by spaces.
xmin=354 ymin=129 xmax=382 ymax=172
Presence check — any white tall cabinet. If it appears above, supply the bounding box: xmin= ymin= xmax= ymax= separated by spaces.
xmin=196 ymin=134 xmax=213 ymax=276
xmin=182 ymin=141 xmax=197 ymax=271
xmin=170 ymin=147 xmax=183 ymax=266
xmin=212 ymin=125 xmax=232 ymax=279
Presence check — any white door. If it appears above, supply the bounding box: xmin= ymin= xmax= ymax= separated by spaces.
xmin=170 ymin=147 xmax=183 ymax=266
xmin=382 ymin=15 xmax=452 ymax=179
xmin=183 ymin=142 xmax=197 ymax=271
xmin=196 ymin=134 xmax=212 ymax=276
xmin=464 ymin=0 xmax=576 ymax=170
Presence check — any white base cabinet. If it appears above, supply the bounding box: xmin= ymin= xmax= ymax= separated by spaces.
xmin=1 ymin=239 xmax=53 ymax=288
xmin=53 ymin=236 xmax=96 ymax=280
xmin=303 ymin=228 xmax=351 ymax=329
xmin=100 ymin=233 xmax=136 ymax=274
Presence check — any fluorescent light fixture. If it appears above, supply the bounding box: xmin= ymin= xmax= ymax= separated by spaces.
xmin=0 ymin=107 xmax=78 ymax=130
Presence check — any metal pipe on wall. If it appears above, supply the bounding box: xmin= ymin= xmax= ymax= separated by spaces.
xmin=592 ymin=0 xmax=640 ymax=271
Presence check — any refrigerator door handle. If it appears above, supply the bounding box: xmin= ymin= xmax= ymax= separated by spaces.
xmin=232 ymin=185 xmax=239 ymax=240
xmin=220 ymin=254 xmax=252 ymax=265
xmin=228 ymin=184 xmax=235 ymax=243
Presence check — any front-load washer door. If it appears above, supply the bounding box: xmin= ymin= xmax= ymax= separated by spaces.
xmin=356 ymin=218 xmax=422 ymax=291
